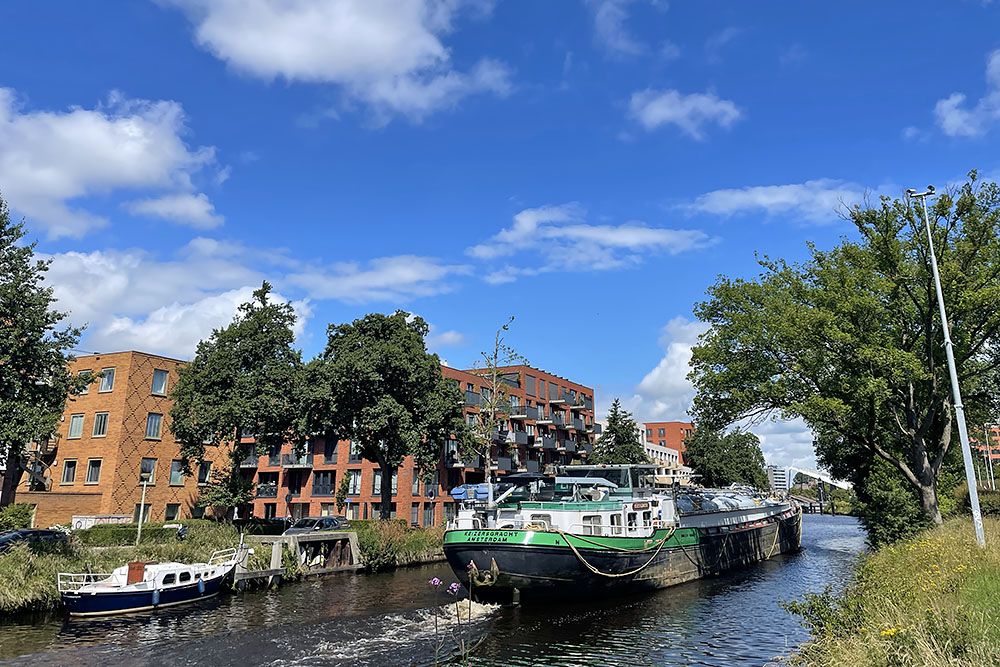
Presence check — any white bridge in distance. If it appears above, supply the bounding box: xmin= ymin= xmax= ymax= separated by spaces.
xmin=768 ymin=465 xmax=852 ymax=492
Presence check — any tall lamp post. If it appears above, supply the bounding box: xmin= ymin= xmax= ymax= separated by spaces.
xmin=135 ymin=471 xmax=151 ymax=546
xmin=907 ymin=185 xmax=986 ymax=547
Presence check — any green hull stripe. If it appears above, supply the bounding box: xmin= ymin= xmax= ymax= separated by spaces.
xmin=443 ymin=528 xmax=700 ymax=550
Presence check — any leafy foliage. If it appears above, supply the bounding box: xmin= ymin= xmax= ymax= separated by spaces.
xmin=591 ymin=399 xmax=648 ymax=464
xmin=0 ymin=504 xmax=35 ymax=531
xmin=0 ymin=197 xmax=87 ymax=505
xmin=335 ymin=473 xmax=351 ymax=513
xmin=301 ymin=312 xmax=464 ymax=519
xmin=690 ymin=172 xmax=1000 ymax=532
xmin=683 ymin=427 xmax=769 ymax=489
xmin=196 ymin=463 xmax=255 ymax=519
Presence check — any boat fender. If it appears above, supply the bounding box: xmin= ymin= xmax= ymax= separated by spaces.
xmin=198 ymin=578 xmax=206 ymax=595
xmin=152 ymin=589 xmax=160 ymax=607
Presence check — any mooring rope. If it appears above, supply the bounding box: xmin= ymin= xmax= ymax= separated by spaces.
xmin=559 ymin=528 xmax=675 ymax=553
xmin=555 ymin=527 xmax=674 ymax=578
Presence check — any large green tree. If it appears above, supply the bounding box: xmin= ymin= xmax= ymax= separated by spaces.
xmin=0 ymin=197 xmax=88 ymax=506
xmin=591 ymin=399 xmax=648 ymax=465
xmin=302 ymin=312 xmax=464 ymax=520
xmin=689 ymin=172 xmax=1000 ymax=530
xmin=170 ymin=282 xmax=303 ymax=514
xmin=683 ymin=427 xmax=768 ymax=489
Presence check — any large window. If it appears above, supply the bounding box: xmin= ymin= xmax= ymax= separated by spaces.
xmin=151 ymin=369 xmax=169 ymax=396
xmin=133 ymin=504 xmax=151 ymax=523
xmin=67 ymin=414 xmax=84 ymax=439
xmin=140 ymin=457 xmax=157 ymax=484
xmin=349 ymin=441 xmax=363 ymax=463
xmin=410 ymin=504 xmax=419 ymax=526
xmin=85 ymin=459 xmax=102 ymax=484
xmin=99 ymin=367 xmax=115 ymax=392
xmin=323 ymin=440 xmax=338 ymax=463
xmin=372 ymin=470 xmax=398 ymax=495
xmin=92 ymin=412 xmax=109 ymax=437
xmin=164 ymin=504 xmax=180 ymax=521
xmin=78 ymin=370 xmax=92 ymax=394
xmin=169 ymin=460 xmax=185 ymax=485
xmin=525 ymin=374 xmax=536 ymax=396
xmin=145 ymin=413 xmax=163 ymax=439
xmin=346 ymin=470 xmax=361 ymax=495
xmin=313 ymin=470 xmax=336 ymax=495
xmin=61 ymin=459 xmax=77 ymax=484
xmin=197 ymin=461 xmax=212 ymax=485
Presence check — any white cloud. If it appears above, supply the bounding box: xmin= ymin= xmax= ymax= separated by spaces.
xmin=468 ymin=204 xmax=712 ymax=283
xmin=0 ymin=88 xmax=218 ymax=238
xmin=749 ymin=416 xmax=817 ymax=470
xmin=688 ymin=178 xmax=867 ymax=223
xmin=628 ymin=88 xmax=742 ymax=139
xmin=587 ymin=0 xmax=645 ymax=57
xmin=124 ymin=192 xmax=224 ymax=228
xmin=705 ymin=27 xmax=743 ymax=64
xmin=163 ymin=0 xmax=511 ymax=122
xmin=933 ymin=49 xmax=1000 ymax=138
xmin=287 ymin=255 xmax=471 ymax=302
xmin=426 ymin=325 xmax=466 ymax=349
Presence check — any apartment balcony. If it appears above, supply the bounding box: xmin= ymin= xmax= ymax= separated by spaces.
xmin=508 ymin=403 xmax=532 ymax=419
xmin=464 ymin=390 xmax=482 ymax=407
xmin=445 ymin=452 xmax=466 ymax=468
xmin=552 ymin=413 xmax=567 ymax=428
xmin=256 ymin=482 xmax=278 ymax=498
xmin=511 ymin=430 xmax=531 ymax=446
xmin=239 ymin=455 xmax=259 ymax=468
xmin=571 ymin=395 xmax=594 ymax=412
xmin=564 ymin=441 xmax=578 ymax=453
xmin=572 ymin=417 xmax=585 ymax=431
xmin=548 ymin=394 xmax=567 ymax=405
xmin=281 ymin=453 xmax=314 ymax=468
xmin=526 ymin=460 xmax=541 ymax=473
xmin=542 ymin=436 xmax=557 ymax=450
xmin=536 ymin=412 xmax=553 ymax=425
xmin=496 ymin=456 xmax=514 ymax=472
xmin=28 ymin=434 xmax=59 ymax=456
xmin=490 ymin=428 xmax=510 ymax=444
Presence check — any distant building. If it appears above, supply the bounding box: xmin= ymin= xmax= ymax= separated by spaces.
xmin=766 ymin=465 xmax=793 ymax=494
xmin=642 ymin=421 xmax=693 ymax=464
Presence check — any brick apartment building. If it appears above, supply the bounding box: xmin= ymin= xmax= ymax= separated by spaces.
xmin=978 ymin=425 xmax=1000 ymax=461
xmin=643 ymin=421 xmax=693 ymax=465
xmin=242 ymin=364 xmax=599 ymax=526
xmin=19 ymin=352 xmax=598 ymax=529
xmin=18 ymin=351 xmax=226 ymax=528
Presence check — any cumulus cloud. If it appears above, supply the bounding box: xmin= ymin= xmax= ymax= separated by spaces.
xmin=124 ymin=192 xmax=224 ymax=228
xmin=688 ymin=178 xmax=868 ymax=223
xmin=287 ymin=255 xmax=471 ymax=302
xmin=468 ymin=203 xmax=713 ymax=283
xmin=934 ymin=49 xmax=1000 ymax=138
xmin=162 ymin=0 xmax=511 ymax=122
xmin=0 ymin=88 xmax=219 ymax=238
xmin=628 ymin=88 xmax=742 ymax=139
xmin=587 ymin=0 xmax=645 ymax=57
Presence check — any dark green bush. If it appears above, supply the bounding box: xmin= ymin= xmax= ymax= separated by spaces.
xmin=953 ymin=483 xmax=1000 ymax=516
xmin=0 ymin=504 xmax=34 ymax=531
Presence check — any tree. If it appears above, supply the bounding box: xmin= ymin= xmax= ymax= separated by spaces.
xmin=303 ymin=312 xmax=465 ymax=520
xmin=460 ymin=317 xmax=524 ymax=497
xmin=683 ymin=428 xmax=768 ymax=489
xmin=689 ymin=172 xmax=1000 ymax=530
xmin=0 ymin=197 xmax=88 ymax=506
xmin=170 ymin=282 xmax=302 ymax=516
xmin=335 ymin=473 xmax=351 ymax=514
xmin=591 ymin=399 xmax=648 ymax=464
xmin=196 ymin=463 xmax=255 ymax=520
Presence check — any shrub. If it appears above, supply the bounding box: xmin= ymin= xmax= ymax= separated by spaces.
xmin=953 ymin=483 xmax=1000 ymax=516
xmin=0 ymin=504 xmax=34 ymax=532
xmin=351 ymin=521 xmax=444 ymax=572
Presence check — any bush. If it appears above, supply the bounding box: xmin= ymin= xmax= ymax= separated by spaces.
xmin=351 ymin=521 xmax=444 ymax=572
xmin=0 ymin=504 xmax=34 ymax=532
xmin=953 ymin=483 xmax=1000 ymax=516
xmin=75 ymin=525 xmax=181 ymax=546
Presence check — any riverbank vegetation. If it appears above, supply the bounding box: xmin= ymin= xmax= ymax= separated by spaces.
xmin=353 ymin=520 xmax=445 ymax=572
xmin=787 ymin=517 xmax=1000 ymax=666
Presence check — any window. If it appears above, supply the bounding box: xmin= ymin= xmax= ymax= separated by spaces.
xmin=610 ymin=514 xmax=623 ymax=535
xmin=169 ymin=460 xmax=185 ymax=485
xmin=286 ymin=470 xmax=304 ymax=495
xmin=323 ymin=440 xmax=338 ymax=463
xmin=659 ymin=440 xmax=665 ymax=447
xmin=140 ymin=457 xmax=157 ymax=484
xmin=92 ymin=412 xmax=109 ymax=437
xmin=133 ymin=503 xmax=151 ymax=523
xmin=530 ymin=513 xmax=552 ymax=528
xmin=313 ymin=470 xmax=336 ymax=495
xmin=410 ymin=504 xmax=419 ymax=526
xmin=145 ymin=413 xmax=163 ymax=439
xmin=162 ymin=573 xmax=176 ymax=585
xmin=320 ymin=503 xmax=336 ymax=517
xmin=78 ymin=370 xmax=92 ymax=394
xmin=525 ymin=374 xmax=536 ymax=396
xmin=423 ymin=503 xmax=434 ymax=527
xmin=645 ymin=428 xmax=652 ymax=437
xmin=412 ymin=474 xmax=421 ymax=495
xmin=67 ymin=414 xmax=84 ymax=439
xmin=165 ymin=504 xmax=180 ymax=521
xmin=197 ymin=461 xmax=212 ymax=485
xmin=426 ymin=470 xmax=439 ymax=497
xmin=99 ymin=367 xmax=115 ymax=392
xmin=85 ymin=459 xmax=102 ymax=484
xmin=61 ymin=459 xmax=77 ymax=484
xmin=151 ymin=369 xmax=169 ymax=396
xmin=539 ymin=379 xmax=546 ymax=398
xmin=372 ymin=470 xmax=398 ymax=495
xmin=263 ymin=503 xmax=277 ymax=519
xmin=582 ymin=514 xmax=603 ymax=536
xmin=346 ymin=470 xmax=361 ymax=494
xmin=372 ymin=502 xmax=397 ymax=518
xmin=349 ymin=441 xmax=363 ymax=463
xmin=658 ymin=428 xmax=665 ymax=437
xmin=178 ymin=571 xmax=191 ymax=583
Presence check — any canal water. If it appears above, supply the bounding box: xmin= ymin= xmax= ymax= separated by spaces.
xmin=0 ymin=515 xmax=864 ymax=666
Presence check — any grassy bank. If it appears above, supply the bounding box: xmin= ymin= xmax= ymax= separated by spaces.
xmin=351 ymin=521 xmax=445 ymax=572
xmin=787 ymin=517 xmax=1000 ymax=666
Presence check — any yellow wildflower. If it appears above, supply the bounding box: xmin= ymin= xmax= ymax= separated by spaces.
xmin=880 ymin=627 xmax=898 ymax=638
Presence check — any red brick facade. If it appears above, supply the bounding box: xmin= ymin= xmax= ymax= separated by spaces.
xmin=643 ymin=421 xmax=693 ymax=465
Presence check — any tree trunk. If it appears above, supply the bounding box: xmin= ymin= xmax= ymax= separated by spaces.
xmin=918 ymin=480 xmax=943 ymax=525
xmin=379 ymin=462 xmax=393 ymax=520
xmin=0 ymin=445 xmax=24 ymax=508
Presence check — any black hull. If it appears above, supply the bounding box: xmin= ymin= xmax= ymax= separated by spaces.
xmin=445 ymin=510 xmax=802 ymax=603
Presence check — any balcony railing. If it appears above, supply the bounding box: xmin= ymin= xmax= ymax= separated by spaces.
xmin=572 ymin=418 xmax=585 ymax=431
xmin=239 ymin=455 xmax=259 ymax=468
xmin=268 ymin=454 xmax=281 ymax=466
xmin=496 ymin=456 xmax=513 ymax=472
xmin=312 ymin=484 xmax=335 ymax=496
xmin=552 ymin=413 xmax=567 ymax=428
xmin=491 ymin=428 xmax=509 ymax=444
xmin=464 ymin=390 xmax=481 ymax=407
xmin=536 ymin=412 xmax=552 ymax=424
xmin=548 ymin=393 xmax=566 ymax=405
xmin=256 ymin=482 xmax=278 ymax=498
xmin=526 ymin=460 xmax=541 ymax=473
xmin=564 ymin=441 xmax=577 ymax=453
xmin=592 ymin=423 xmax=603 ymax=435
xmin=281 ymin=453 xmax=314 ymax=468
xmin=542 ymin=436 xmax=556 ymax=450
xmin=508 ymin=403 xmax=527 ymax=419
xmin=445 ymin=452 xmax=466 ymax=468
xmin=511 ymin=431 xmax=530 ymax=446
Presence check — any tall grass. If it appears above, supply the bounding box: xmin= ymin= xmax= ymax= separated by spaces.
xmin=787 ymin=517 xmax=1000 ymax=666
xmin=352 ymin=521 xmax=445 ymax=572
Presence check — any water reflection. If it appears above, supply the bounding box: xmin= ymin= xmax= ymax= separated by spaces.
xmin=0 ymin=515 xmax=864 ymax=667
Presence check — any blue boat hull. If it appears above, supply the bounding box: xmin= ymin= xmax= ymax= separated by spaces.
xmin=62 ymin=573 xmax=227 ymax=617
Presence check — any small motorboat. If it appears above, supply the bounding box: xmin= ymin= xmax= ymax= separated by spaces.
xmin=58 ymin=547 xmax=246 ymax=617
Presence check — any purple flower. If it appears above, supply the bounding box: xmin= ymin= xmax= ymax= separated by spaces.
xmin=428 ymin=577 xmax=443 ymax=588
xmin=447 ymin=582 xmax=461 ymax=596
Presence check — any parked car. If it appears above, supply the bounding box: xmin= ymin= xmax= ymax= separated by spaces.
xmin=233 ymin=516 xmax=294 ymax=535
xmin=282 ymin=516 xmax=347 ymax=535
xmin=0 ymin=529 xmax=69 ymax=553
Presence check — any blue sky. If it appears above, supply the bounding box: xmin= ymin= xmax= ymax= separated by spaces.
xmin=3 ymin=0 xmax=1000 ymax=468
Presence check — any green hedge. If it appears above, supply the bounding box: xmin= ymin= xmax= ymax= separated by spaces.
xmin=953 ymin=484 xmax=1000 ymax=516
xmin=75 ymin=525 xmax=182 ymax=546
xmin=0 ymin=504 xmax=34 ymax=532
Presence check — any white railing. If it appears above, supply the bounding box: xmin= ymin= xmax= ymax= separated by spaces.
xmin=57 ymin=572 xmax=113 ymax=592
xmin=208 ymin=548 xmax=238 ymax=565
xmin=565 ymin=522 xmax=657 ymax=538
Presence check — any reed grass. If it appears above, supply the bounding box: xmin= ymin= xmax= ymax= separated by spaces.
xmin=351 ymin=521 xmax=445 ymax=572
xmin=787 ymin=517 xmax=1000 ymax=666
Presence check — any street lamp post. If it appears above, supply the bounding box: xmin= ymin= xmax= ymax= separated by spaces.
xmin=907 ymin=186 xmax=986 ymax=547
xmin=136 ymin=471 xmax=151 ymax=546
xmin=986 ymin=425 xmax=998 ymax=491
